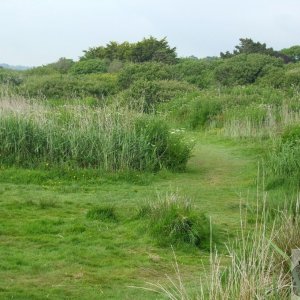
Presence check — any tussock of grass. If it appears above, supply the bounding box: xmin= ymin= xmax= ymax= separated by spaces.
xmin=138 ymin=193 xmax=217 ymax=250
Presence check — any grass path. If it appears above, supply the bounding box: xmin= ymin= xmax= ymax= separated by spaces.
xmin=0 ymin=133 xmax=259 ymax=299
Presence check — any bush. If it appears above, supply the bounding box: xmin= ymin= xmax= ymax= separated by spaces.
xmin=0 ymin=69 xmax=23 ymax=85
xmin=166 ymin=93 xmax=222 ymax=129
xmin=138 ymin=193 xmax=216 ymax=250
xmin=20 ymin=73 xmax=118 ymax=99
xmin=70 ymin=59 xmax=108 ymax=75
xmin=121 ymin=79 xmax=197 ymax=112
xmin=215 ymin=54 xmax=283 ymax=86
xmin=172 ymin=58 xmax=221 ymax=88
xmin=117 ymin=62 xmax=174 ymax=89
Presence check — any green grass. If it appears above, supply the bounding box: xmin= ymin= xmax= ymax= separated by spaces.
xmin=0 ymin=132 xmax=259 ymax=299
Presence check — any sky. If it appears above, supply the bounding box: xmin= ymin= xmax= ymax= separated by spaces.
xmin=0 ymin=0 xmax=299 ymax=66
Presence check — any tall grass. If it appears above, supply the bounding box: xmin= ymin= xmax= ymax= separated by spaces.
xmin=143 ymin=192 xmax=299 ymax=299
xmin=0 ymin=95 xmax=191 ymax=171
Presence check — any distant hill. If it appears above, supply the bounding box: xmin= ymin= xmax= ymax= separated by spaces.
xmin=0 ymin=63 xmax=31 ymax=71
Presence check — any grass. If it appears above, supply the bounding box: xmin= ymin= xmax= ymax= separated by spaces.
xmin=0 ymin=131 xmax=259 ymax=299
xmin=2 ymin=85 xmax=299 ymax=299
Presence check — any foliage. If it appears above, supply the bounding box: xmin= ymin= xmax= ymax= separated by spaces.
xmin=20 ymin=73 xmax=118 ymax=99
xmin=48 ymin=57 xmax=75 ymax=74
xmin=131 ymin=36 xmax=177 ymax=64
xmin=0 ymin=69 xmax=23 ymax=85
xmin=117 ymin=62 xmax=174 ymax=89
xmin=122 ymin=79 xmax=197 ymax=112
xmin=281 ymin=45 xmax=300 ymax=62
xmin=221 ymin=37 xmax=280 ymax=58
xmin=81 ymin=36 xmax=177 ymax=64
xmin=70 ymin=59 xmax=108 ymax=75
xmin=215 ymin=53 xmax=283 ymax=86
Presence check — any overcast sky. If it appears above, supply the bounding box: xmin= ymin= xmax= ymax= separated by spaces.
xmin=1 ymin=0 xmax=299 ymax=66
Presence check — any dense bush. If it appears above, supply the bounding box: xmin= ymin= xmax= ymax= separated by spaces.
xmin=258 ymin=63 xmax=300 ymax=88
xmin=20 ymin=73 xmax=118 ymax=99
xmin=70 ymin=59 xmax=108 ymax=75
xmin=117 ymin=62 xmax=174 ymax=89
xmin=122 ymin=79 xmax=197 ymax=112
xmin=0 ymin=69 xmax=23 ymax=85
xmin=172 ymin=58 xmax=221 ymax=88
xmin=215 ymin=54 xmax=283 ymax=86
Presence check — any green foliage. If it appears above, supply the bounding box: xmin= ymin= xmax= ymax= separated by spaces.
xmin=48 ymin=57 xmax=75 ymax=74
xmin=117 ymin=62 xmax=174 ymax=89
xmin=122 ymin=79 xmax=197 ymax=112
xmin=215 ymin=54 xmax=283 ymax=86
xmin=139 ymin=193 xmax=216 ymax=250
xmin=259 ymin=63 xmax=300 ymax=88
xmin=0 ymin=69 xmax=23 ymax=85
xmin=70 ymin=59 xmax=108 ymax=75
xmin=86 ymin=206 xmax=117 ymax=222
xmin=165 ymin=92 xmax=222 ymax=129
xmin=220 ymin=38 xmax=279 ymax=58
xmin=131 ymin=36 xmax=177 ymax=64
xmin=172 ymin=58 xmax=221 ymax=88
xmin=21 ymin=73 xmax=118 ymax=99
xmin=81 ymin=36 xmax=177 ymax=64
xmin=281 ymin=45 xmax=300 ymax=62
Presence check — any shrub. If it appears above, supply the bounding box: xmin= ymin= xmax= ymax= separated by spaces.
xmin=172 ymin=58 xmax=221 ymax=88
xmin=117 ymin=62 xmax=174 ymax=89
xmin=0 ymin=69 xmax=23 ymax=85
xmin=215 ymin=53 xmax=283 ymax=86
xmin=20 ymin=73 xmax=118 ymax=99
xmin=121 ymin=79 xmax=197 ymax=112
xmin=139 ymin=193 xmax=216 ymax=250
xmin=70 ymin=59 xmax=108 ymax=75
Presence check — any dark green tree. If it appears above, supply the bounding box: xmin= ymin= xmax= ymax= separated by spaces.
xmin=281 ymin=45 xmax=300 ymax=62
xmin=131 ymin=37 xmax=177 ymax=64
xmin=221 ymin=38 xmax=276 ymax=57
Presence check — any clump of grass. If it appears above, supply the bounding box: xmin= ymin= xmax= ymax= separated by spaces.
xmin=138 ymin=193 xmax=217 ymax=250
xmin=86 ymin=206 xmax=118 ymax=222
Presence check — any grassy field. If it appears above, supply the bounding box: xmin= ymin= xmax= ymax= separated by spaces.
xmin=0 ymin=131 xmax=259 ymax=299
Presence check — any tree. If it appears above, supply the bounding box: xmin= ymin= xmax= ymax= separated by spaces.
xmin=131 ymin=37 xmax=177 ymax=64
xmin=221 ymin=38 xmax=276 ymax=57
xmin=281 ymin=45 xmax=300 ymax=62
xmin=80 ymin=37 xmax=177 ymax=64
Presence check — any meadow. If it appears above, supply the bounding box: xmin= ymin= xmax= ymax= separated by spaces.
xmin=1 ymin=37 xmax=300 ymax=299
